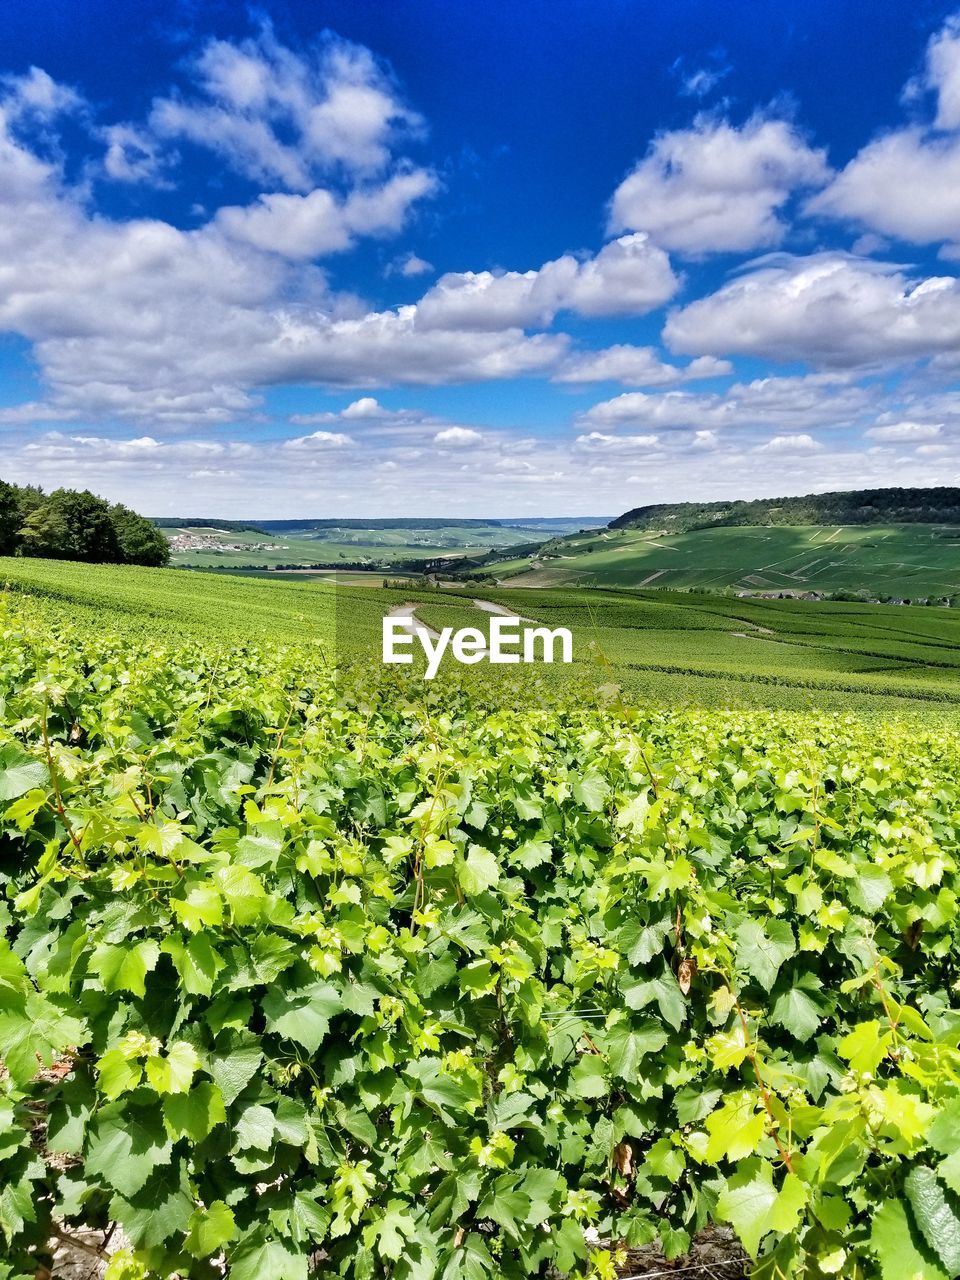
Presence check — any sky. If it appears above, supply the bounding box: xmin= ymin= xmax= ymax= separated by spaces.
xmin=3 ymin=1 xmax=960 ymax=516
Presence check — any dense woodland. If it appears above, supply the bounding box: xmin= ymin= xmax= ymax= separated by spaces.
xmin=611 ymin=486 xmax=960 ymax=531
xmin=0 ymin=478 xmax=169 ymax=566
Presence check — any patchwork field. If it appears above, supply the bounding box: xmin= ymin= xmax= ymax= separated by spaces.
xmin=166 ymin=520 xmax=548 ymax=570
xmin=493 ymin=523 xmax=960 ymax=599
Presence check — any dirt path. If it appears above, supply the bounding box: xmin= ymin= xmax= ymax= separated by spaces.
xmin=472 ymin=598 xmax=537 ymax=623
xmin=385 ymin=602 xmax=442 ymax=641
xmin=637 ymin=570 xmax=667 ymax=586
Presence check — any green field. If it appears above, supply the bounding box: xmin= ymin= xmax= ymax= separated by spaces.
xmin=494 ymin=523 xmax=960 ymax=598
xmin=3 ymin=555 xmax=960 ymax=1279
xmin=168 ymin=521 xmax=538 ymax=570
xmin=6 ymin=557 xmax=960 ymax=719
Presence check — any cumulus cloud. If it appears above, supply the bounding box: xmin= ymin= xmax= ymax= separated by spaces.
xmin=664 ymin=253 xmax=960 ymax=367
xmin=147 ymin=27 xmax=423 ymax=189
xmin=609 ymin=115 xmax=829 ymax=254
xmin=808 ymin=17 xmax=960 ymax=252
xmin=578 ymin=373 xmax=868 ymax=431
xmin=282 ymin=429 xmax=355 ymax=449
xmin=215 ymin=168 xmax=437 ymax=259
xmin=387 ymin=251 xmax=433 ymax=278
xmin=1 ymin=66 xmax=84 ymax=122
xmin=864 ymin=421 xmax=943 ymax=442
xmin=0 ymin=74 xmax=566 ymax=422
xmin=553 ymin=345 xmax=730 ymax=385
xmin=754 ymin=433 xmax=822 ymax=453
xmin=574 ymin=431 xmax=661 ymax=452
xmin=415 ymin=233 xmax=679 ymax=330
xmin=434 ymin=426 xmax=484 ymax=446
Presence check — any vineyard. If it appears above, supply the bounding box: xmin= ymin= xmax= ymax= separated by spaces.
xmin=2 ymin=571 xmax=960 ymax=1278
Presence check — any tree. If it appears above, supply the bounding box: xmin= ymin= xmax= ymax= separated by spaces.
xmin=109 ymin=504 xmax=170 ymax=566
xmin=19 ymin=489 xmax=120 ymax=562
xmin=0 ymin=480 xmax=20 ymax=555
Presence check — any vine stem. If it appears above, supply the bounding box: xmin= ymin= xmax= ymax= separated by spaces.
xmin=735 ymin=1000 xmax=795 ymax=1174
xmin=41 ymin=698 xmax=84 ymax=856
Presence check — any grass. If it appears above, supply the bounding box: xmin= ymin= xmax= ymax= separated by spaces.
xmin=495 ymin=523 xmax=960 ymax=597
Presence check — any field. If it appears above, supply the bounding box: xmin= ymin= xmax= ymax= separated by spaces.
xmin=2 ymin=557 xmax=960 ymax=1279
xmin=167 ymin=521 xmax=549 ymax=571
xmin=7 ymin=556 xmax=960 ymax=721
xmin=494 ymin=523 xmax=960 ymax=598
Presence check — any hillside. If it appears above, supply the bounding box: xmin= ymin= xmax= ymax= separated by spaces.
xmin=492 ymin=522 xmax=960 ymax=599
xmin=610 ymin=486 xmax=960 ymax=532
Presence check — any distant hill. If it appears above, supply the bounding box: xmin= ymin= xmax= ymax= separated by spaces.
xmin=152 ymin=518 xmax=268 ymax=533
xmin=610 ymin=487 xmax=960 ymax=532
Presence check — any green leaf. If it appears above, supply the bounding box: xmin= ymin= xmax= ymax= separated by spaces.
xmin=234 ymin=1103 xmax=276 ymax=1152
xmin=604 ymin=1020 xmax=669 ymax=1081
xmin=163 ymin=1082 xmax=226 ymax=1143
xmin=905 ymin=1167 xmax=960 ymax=1275
xmin=716 ymin=1160 xmax=807 ymax=1258
xmin=572 ymin=771 xmax=609 ymax=812
xmin=0 ymin=746 xmax=47 ymax=801
xmin=364 ymin=1199 xmax=418 ymax=1260
xmin=871 ymin=1199 xmax=949 ymax=1280
xmin=185 ymin=1199 xmax=236 ymax=1257
xmin=621 ymin=971 xmax=686 ymax=1030
xmin=110 ymin=1162 xmax=193 ymax=1249
xmin=229 ymin=1232 xmax=308 ymax=1280
xmin=161 ymin=933 xmax=223 ymax=996
xmin=89 ymin=940 xmax=159 ymax=998
xmin=144 ymin=1041 xmax=201 ymax=1095
xmin=703 ymin=1092 xmax=764 ymax=1165
xmin=770 ymin=982 xmax=823 ymax=1042
xmin=569 ymin=1054 xmax=608 ymax=1098
xmin=86 ymin=1107 xmax=172 ymax=1196
xmin=0 ymin=993 xmax=86 ymax=1085
xmin=207 ymin=1042 xmax=262 ymax=1106
xmin=262 ymin=980 xmax=340 ymax=1053
xmin=458 ymin=844 xmax=500 ymax=896
xmin=97 ymin=1048 xmax=143 ymax=1100
xmin=214 ymin=865 xmax=267 ymax=924
xmin=735 ymin=919 xmax=795 ymax=990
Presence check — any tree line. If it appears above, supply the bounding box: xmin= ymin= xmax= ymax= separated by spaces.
xmin=611 ymin=486 xmax=960 ymax=532
xmin=0 ymin=479 xmax=170 ymax=567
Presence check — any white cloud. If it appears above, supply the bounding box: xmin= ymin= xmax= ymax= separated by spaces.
xmin=386 ymin=251 xmax=433 ymax=278
xmin=664 ymin=253 xmax=960 ymax=367
xmin=574 ymin=431 xmax=660 ymax=452
xmin=609 ymin=115 xmax=829 ymax=254
xmin=754 ymin=433 xmax=822 ymax=453
xmin=909 ymin=15 xmax=960 ymax=130
xmin=1 ymin=67 xmax=83 ymax=122
xmin=807 ymin=129 xmax=960 ymax=249
xmin=282 ymin=429 xmax=355 ymax=450
xmin=215 ymin=168 xmax=437 ymax=259
xmin=415 ymin=233 xmax=679 ymax=330
xmin=148 ymin=27 xmax=423 ymax=189
xmin=578 ymin=373 xmax=867 ymax=431
xmin=808 ymin=17 xmax=960 ymax=251
xmin=434 ymin=426 xmax=484 ymax=446
xmin=101 ymin=123 xmax=168 ymax=184
xmin=864 ymin=421 xmax=943 ymax=442
xmin=553 ymin=345 xmax=730 ymax=385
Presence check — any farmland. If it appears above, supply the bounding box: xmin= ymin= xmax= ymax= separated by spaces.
xmin=6 ymin=556 xmax=960 ymax=719
xmin=493 ymin=523 xmax=960 ymax=599
xmin=165 ymin=520 xmax=564 ymax=572
xmin=2 ymin=557 xmax=960 ymax=1278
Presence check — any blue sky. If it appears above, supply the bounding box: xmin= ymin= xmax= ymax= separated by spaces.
xmin=2 ymin=0 xmax=960 ymax=515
